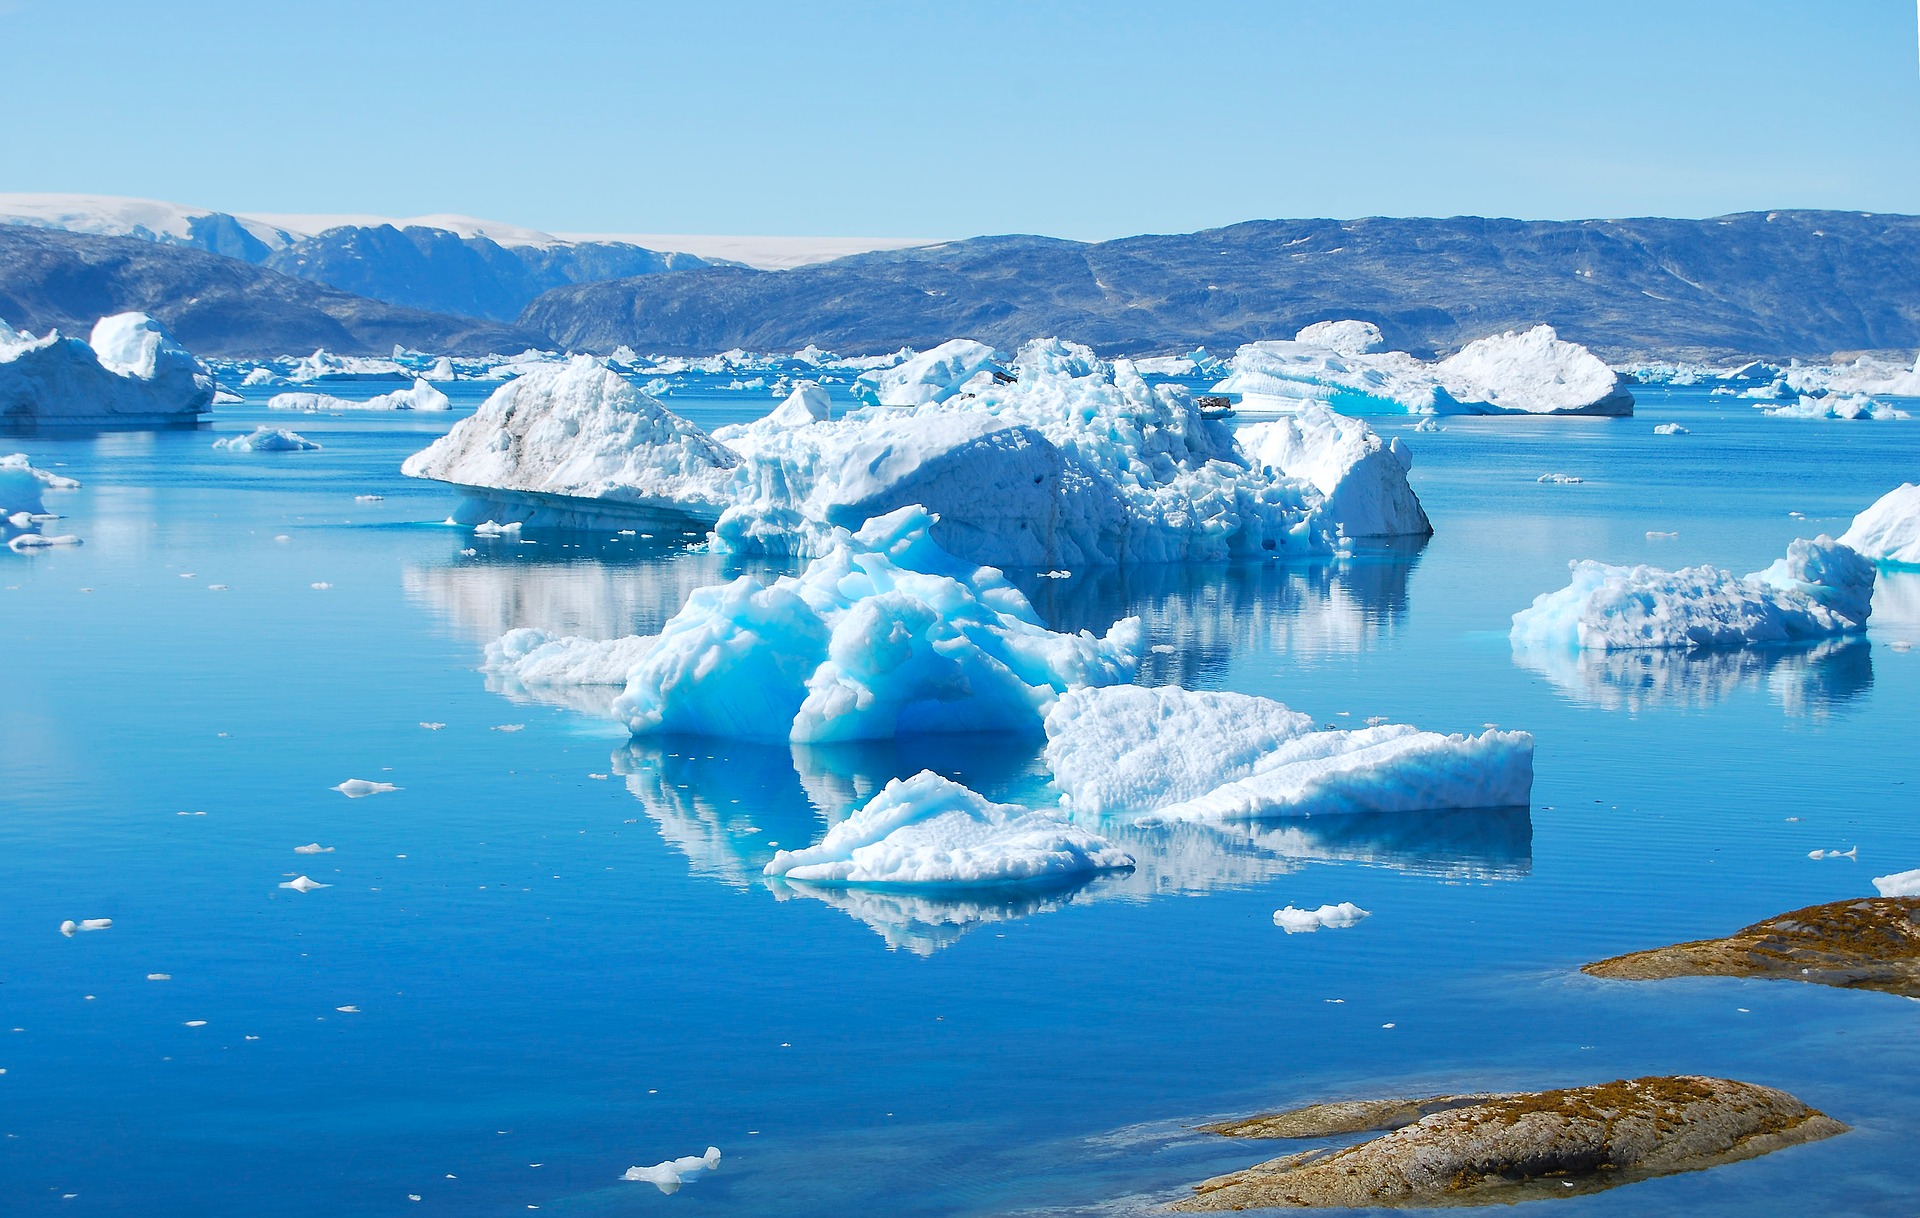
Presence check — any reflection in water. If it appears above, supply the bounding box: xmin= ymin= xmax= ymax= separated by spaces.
xmin=611 ymin=733 xmax=1530 ymax=954
xmin=1513 ymin=637 xmax=1873 ymax=716
xmin=1870 ymin=570 xmax=1920 ymax=636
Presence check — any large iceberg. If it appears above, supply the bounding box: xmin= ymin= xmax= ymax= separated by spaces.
xmin=401 ymin=357 xmax=739 ymax=527
xmin=1840 ymin=484 xmax=1920 ymax=566
xmin=269 ymin=378 xmax=450 ymax=413
xmin=1435 ymin=325 xmax=1633 ymax=416
xmin=486 ymin=506 xmax=1144 ymax=742
xmin=763 ymin=770 xmax=1132 ymax=885
xmin=1 ymin=313 xmax=213 ymax=427
xmin=1510 ymin=537 xmax=1875 ymax=652
xmin=408 ymin=340 xmax=1431 ymax=568
xmin=1044 ymin=685 xmax=1533 ymax=822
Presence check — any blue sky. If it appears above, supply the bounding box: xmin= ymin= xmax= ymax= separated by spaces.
xmin=2 ymin=0 xmax=1915 ymax=239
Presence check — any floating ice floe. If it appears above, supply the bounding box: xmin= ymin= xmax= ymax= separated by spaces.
xmin=58 ymin=918 xmax=112 ymax=935
xmin=1044 ymin=685 xmax=1533 ymax=822
xmin=332 ymin=779 xmax=399 ymax=797
xmin=212 ymin=426 xmax=320 ymax=452
xmin=279 ymin=875 xmax=330 ymax=891
xmin=1839 ymin=484 xmax=1920 ymax=566
xmin=1653 ymin=423 xmax=1690 ymax=435
xmin=405 ymin=339 xmax=1430 ymax=567
xmin=1537 ymin=473 xmax=1583 ymax=485
xmin=1763 ymin=393 xmax=1909 ymax=421
xmin=1510 ymin=536 xmax=1875 ymax=652
xmin=294 ymin=843 xmax=334 ymax=854
xmin=1873 ymin=868 xmax=1920 ymax=897
xmin=1212 ymin=322 xmax=1631 ymax=417
xmin=268 ymin=378 xmax=450 ymax=412
xmin=622 ymin=1147 xmax=721 ymax=1194
xmin=1273 ymin=902 xmax=1370 ymax=933
xmin=0 ymin=312 xmax=213 ymax=426
xmin=487 ymin=506 xmax=1143 ymax=742
xmin=764 ymin=770 xmax=1132 ymax=885
xmin=1808 ymin=847 xmax=1857 ymax=860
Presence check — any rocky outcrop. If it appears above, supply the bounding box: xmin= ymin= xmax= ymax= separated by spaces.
xmin=1176 ymin=1077 xmax=1845 ymax=1210
xmin=1583 ymin=897 xmax=1920 ymax=997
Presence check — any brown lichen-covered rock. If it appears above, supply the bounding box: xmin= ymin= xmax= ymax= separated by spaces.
xmin=1174 ymin=1076 xmax=1844 ymax=1210
xmin=1200 ymin=1094 xmax=1513 ymax=1141
xmin=1583 ymin=897 xmax=1920 ymax=997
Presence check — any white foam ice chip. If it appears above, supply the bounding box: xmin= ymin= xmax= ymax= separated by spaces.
xmin=1044 ymin=685 xmax=1533 ymax=822
xmin=764 ymin=770 xmax=1133 ymax=885
xmin=622 ymin=1147 xmax=721 ymax=1194
xmin=1510 ymin=536 xmax=1875 ymax=651
xmin=1273 ymin=902 xmax=1370 ymax=933
xmin=487 ymin=505 xmax=1144 ymax=742
xmin=333 ymin=779 xmax=399 ymax=798
xmin=1840 ymin=484 xmax=1920 ymax=566
xmin=212 ymin=426 xmax=320 ymax=452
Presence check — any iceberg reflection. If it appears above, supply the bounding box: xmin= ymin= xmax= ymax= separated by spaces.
xmin=1513 ymin=637 xmax=1873 ymax=715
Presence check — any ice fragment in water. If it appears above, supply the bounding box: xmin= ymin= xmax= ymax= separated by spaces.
xmin=58 ymin=918 xmax=111 ymax=935
xmin=294 ymin=843 xmax=334 ymax=854
xmin=280 ymin=876 xmax=330 ymax=892
xmin=622 ymin=1147 xmax=721 ymax=1193
xmin=1274 ymin=903 xmax=1370 ymax=933
xmin=333 ymin=779 xmax=398 ymax=797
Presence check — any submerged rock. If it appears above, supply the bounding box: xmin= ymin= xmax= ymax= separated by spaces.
xmin=1583 ymin=896 xmax=1920 ymax=997
xmin=1176 ymin=1077 xmax=1844 ymax=1210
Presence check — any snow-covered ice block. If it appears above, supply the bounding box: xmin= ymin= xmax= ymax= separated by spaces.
xmin=1511 ymin=536 xmax=1875 ymax=651
xmin=765 ymin=770 xmax=1132 ymax=885
xmin=1273 ymin=902 xmax=1370 ymax=933
xmin=1436 ymin=325 xmax=1633 ymax=416
xmin=268 ymin=378 xmax=450 ymax=412
xmin=622 ymin=1147 xmax=720 ymax=1194
xmin=1 ymin=313 xmax=212 ymax=426
xmin=1840 ymin=484 xmax=1920 ymax=566
xmin=212 ymin=426 xmax=320 ymax=452
xmin=401 ymin=357 xmax=738 ymax=526
xmin=493 ymin=505 xmax=1143 ymax=741
xmin=1044 ymin=686 xmax=1533 ymax=821
xmin=1872 ymin=868 xmax=1920 ymax=897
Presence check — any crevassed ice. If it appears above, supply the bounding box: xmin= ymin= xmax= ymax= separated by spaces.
xmin=0 ymin=312 xmax=213 ymax=424
xmin=1510 ymin=536 xmax=1875 ymax=652
xmin=1044 ymin=685 xmax=1533 ymax=822
xmin=486 ymin=505 xmax=1144 ymax=742
xmin=764 ymin=770 xmax=1133 ymax=886
xmin=1840 ymin=484 xmax=1920 ymax=566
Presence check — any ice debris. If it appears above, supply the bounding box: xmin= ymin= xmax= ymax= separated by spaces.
xmin=2 ymin=453 xmax=81 ymax=548
xmin=486 ymin=505 xmax=1144 ymax=742
xmin=1274 ymin=902 xmax=1370 ymax=933
xmin=764 ymin=770 xmax=1133 ymax=885
xmin=1839 ymin=484 xmax=1920 ymax=566
xmin=333 ymin=779 xmax=399 ymax=798
xmin=212 ymin=426 xmax=320 ymax=452
xmin=0 ymin=312 xmax=213 ymax=425
xmin=1510 ymin=536 xmax=1875 ymax=651
xmin=268 ymin=378 xmax=450 ymax=412
xmin=1653 ymin=422 xmax=1691 ymax=435
xmin=622 ymin=1146 xmax=721 ymax=1193
xmin=279 ymin=875 xmax=330 ymax=892
xmin=1044 ymin=686 xmax=1533 ymax=821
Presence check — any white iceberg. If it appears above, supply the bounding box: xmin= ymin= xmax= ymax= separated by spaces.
xmin=1653 ymin=422 xmax=1690 ymax=435
xmin=622 ymin=1146 xmax=720 ymax=1194
xmin=286 ymin=349 xmax=409 ymax=383
xmin=1435 ymin=325 xmax=1632 ymax=416
xmin=279 ymin=875 xmax=330 ymax=892
xmin=1273 ymin=902 xmax=1370 ymax=933
xmin=853 ymin=338 xmax=1002 ymax=407
xmin=1511 ymin=536 xmax=1875 ymax=651
xmin=333 ymin=778 xmax=399 ymax=797
xmin=1839 ymin=484 xmax=1920 ymax=566
xmin=401 ymin=357 xmax=739 ymax=528
xmin=212 ymin=426 xmax=320 ymax=452
xmin=1044 ymin=685 xmax=1534 ymax=822
xmin=59 ymin=917 xmax=112 ymax=935
xmin=1293 ymin=320 xmax=1385 ymax=357
xmin=1237 ymin=404 xmax=1429 ymax=538
xmin=1764 ymin=393 xmax=1908 ymax=421
xmin=1 ymin=313 xmax=213 ymax=426
xmin=1872 ymin=868 xmax=1920 ymax=897
xmin=268 ymin=378 xmax=450 ymax=413
xmin=765 ymin=770 xmax=1132 ymax=885
xmin=1213 ymin=339 xmax=1454 ymax=415
xmin=491 ymin=506 xmax=1143 ymax=742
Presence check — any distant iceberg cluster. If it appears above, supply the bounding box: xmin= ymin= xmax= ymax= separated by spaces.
xmin=1212 ymin=322 xmax=1633 ymax=417
xmin=1632 ymin=350 xmax=1920 ymax=420
xmin=1511 ymin=536 xmax=1875 ymax=652
xmin=268 ymin=378 xmax=450 ymax=413
xmin=1 ymin=312 xmax=212 ymax=426
xmin=405 ymin=338 xmax=1433 ymax=568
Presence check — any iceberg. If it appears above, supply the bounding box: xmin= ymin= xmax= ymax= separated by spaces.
xmin=1 ymin=313 xmax=213 ymax=427
xmin=1212 ymin=339 xmax=1454 ymax=415
xmin=1273 ymin=902 xmax=1370 ymax=933
xmin=1044 ymin=685 xmax=1533 ymax=822
xmin=268 ymin=378 xmax=450 ymax=412
xmin=763 ymin=770 xmax=1133 ymax=885
xmin=622 ymin=1147 xmax=720 ymax=1193
xmin=1435 ymin=325 xmax=1633 ymax=416
xmin=1873 ymin=868 xmax=1920 ymax=898
xmin=212 ymin=426 xmax=320 ymax=452
xmin=1840 ymin=484 xmax=1920 ymax=566
xmin=1510 ymin=536 xmax=1875 ymax=652
xmin=401 ymin=357 xmax=740 ymax=528
xmin=852 ymin=338 xmax=1002 ymax=407
xmin=1763 ymin=393 xmax=1908 ymax=421
xmin=1237 ymin=404 xmax=1429 ymax=538
xmin=285 ymin=349 xmax=409 ymax=382
xmin=491 ymin=506 xmax=1144 ymax=742
xmin=1293 ymin=320 xmax=1386 ymax=357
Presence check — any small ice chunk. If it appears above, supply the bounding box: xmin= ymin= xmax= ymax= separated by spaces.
xmin=333 ymin=779 xmax=398 ymax=798
xmin=1537 ymin=472 xmax=1584 ymax=485
xmin=1872 ymin=868 xmax=1920 ymax=897
xmin=1646 ymin=530 xmax=1679 ymax=540
xmin=184 ymin=1020 xmax=208 ymax=1027
xmin=147 ymin=973 xmax=171 ymax=981
xmin=492 ymin=724 xmax=524 ymax=733
xmin=212 ymin=426 xmax=321 ymax=453
xmin=294 ymin=843 xmax=334 ymax=854
xmin=1652 ymin=422 xmax=1691 ymax=435
xmin=354 ymin=495 xmax=384 ymax=502
xmin=335 ymin=1005 xmax=360 ymax=1013
xmin=58 ymin=918 xmax=112 ymax=935
xmin=1273 ymin=903 xmax=1371 ymax=933
xmin=420 ymin=721 xmax=446 ymax=730
xmin=621 ymin=1146 xmax=722 ymax=1193
xmin=473 ymin=520 xmax=522 ymax=536
xmin=280 ymin=875 xmax=331 ymax=892
xmin=1808 ymin=847 xmax=1857 ymax=860
xmin=311 ymin=582 xmax=332 ymax=590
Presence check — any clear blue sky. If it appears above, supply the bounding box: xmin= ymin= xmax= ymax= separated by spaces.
xmin=2 ymin=0 xmax=1915 ymax=239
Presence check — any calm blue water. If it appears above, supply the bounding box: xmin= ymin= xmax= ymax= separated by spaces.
xmin=4 ymin=383 xmax=1919 ymax=1216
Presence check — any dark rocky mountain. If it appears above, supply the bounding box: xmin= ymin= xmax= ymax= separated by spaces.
xmin=0 ymin=226 xmax=547 ymax=356
xmin=264 ymin=226 xmax=707 ymax=321
xmin=520 ymin=211 xmax=1920 ymax=362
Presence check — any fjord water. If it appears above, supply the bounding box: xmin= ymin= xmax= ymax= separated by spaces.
xmin=4 ymin=385 xmax=1918 ymax=1217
